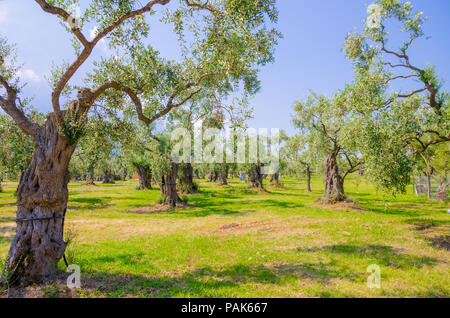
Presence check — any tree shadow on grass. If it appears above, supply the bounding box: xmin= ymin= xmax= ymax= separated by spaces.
xmin=68 ymin=197 xmax=113 ymax=212
xmin=356 ymin=200 xmax=421 ymax=217
xmin=406 ymin=218 xmax=450 ymax=231
xmin=258 ymin=200 xmax=304 ymax=210
xmin=71 ymin=259 xmax=357 ymax=298
xmin=0 ymin=222 xmax=15 ymax=245
xmin=0 ymin=202 xmax=16 ymax=209
xmin=70 ymin=197 xmax=112 ymax=205
xmin=0 ymin=218 xmax=16 ymax=228
xmin=297 ymin=244 xmax=438 ymax=269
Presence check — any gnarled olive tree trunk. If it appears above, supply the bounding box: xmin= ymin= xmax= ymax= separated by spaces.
xmin=86 ymin=165 xmax=95 ymax=185
xmin=217 ymin=164 xmax=229 ymax=186
xmin=178 ymin=163 xmax=198 ymax=194
xmin=102 ymin=169 xmax=113 ymax=184
xmin=133 ymin=163 xmax=152 ymax=190
xmin=207 ymin=170 xmax=218 ymax=182
xmin=322 ymin=154 xmax=345 ymax=202
xmin=249 ymin=165 xmax=264 ymax=189
xmin=306 ymin=165 xmax=312 ymax=193
xmin=269 ymin=172 xmax=280 ymax=185
xmin=7 ymin=114 xmax=76 ymax=286
xmin=122 ymin=169 xmax=128 ymax=181
xmin=161 ymin=162 xmax=182 ymax=207
xmin=426 ymin=172 xmax=432 ymax=200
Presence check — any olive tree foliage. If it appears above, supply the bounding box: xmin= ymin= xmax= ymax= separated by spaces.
xmin=411 ymin=141 xmax=450 ymax=199
xmin=0 ymin=107 xmax=44 ymax=192
xmin=0 ymin=0 xmax=280 ymax=285
xmin=281 ymin=134 xmax=319 ymax=192
xmin=292 ymin=92 xmax=363 ymax=202
xmin=167 ymin=96 xmax=221 ymax=192
xmin=70 ymin=114 xmax=131 ymax=184
xmin=343 ymin=0 xmax=449 ymax=193
xmin=429 ymin=143 xmax=450 ymax=195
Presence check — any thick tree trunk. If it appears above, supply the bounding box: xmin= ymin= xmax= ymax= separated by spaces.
xmin=426 ymin=173 xmax=432 ymax=200
xmin=161 ymin=162 xmax=182 ymax=208
xmin=207 ymin=170 xmax=218 ymax=182
xmin=179 ymin=163 xmax=198 ymax=193
xmin=86 ymin=165 xmax=95 ymax=185
xmin=134 ymin=163 xmax=152 ymax=190
xmin=269 ymin=172 xmax=280 ymax=185
xmin=102 ymin=169 xmax=114 ymax=184
xmin=306 ymin=165 xmax=312 ymax=192
xmin=322 ymin=154 xmax=345 ymax=202
xmin=218 ymin=165 xmax=229 ymax=186
xmin=249 ymin=165 xmax=264 ymax=189
xmin=7 ymin=114 xmax=76 ymax=286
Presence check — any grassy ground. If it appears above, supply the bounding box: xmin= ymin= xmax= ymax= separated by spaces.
xmin=0 ymin=176 xmax=449 ymax=298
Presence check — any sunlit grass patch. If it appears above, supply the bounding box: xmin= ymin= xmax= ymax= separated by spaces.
xmin=0 ymin=176 xmax=449 ymax=297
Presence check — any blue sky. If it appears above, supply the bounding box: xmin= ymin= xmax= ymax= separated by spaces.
xmin=1 ymin=0 xmax=449 ymax=135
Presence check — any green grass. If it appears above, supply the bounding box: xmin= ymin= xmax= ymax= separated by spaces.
xmin=0 ymin=176 xmax=449 ymax=297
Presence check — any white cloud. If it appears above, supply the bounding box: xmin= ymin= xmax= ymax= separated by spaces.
xmin=0 ymin=3 xmax=7 ymax=24
xmin=19 ymin=69 xmax=41 ymax=83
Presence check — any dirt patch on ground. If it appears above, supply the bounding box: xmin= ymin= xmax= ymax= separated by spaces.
xmin=313 ymin=200 xmax=366 ymax=212
xmin=2 ymin=271 xmax=180 ymax=298
xmin=415 ymin=223 xmax=437 ymax=231
xmin=247 ymin=187 xmax=270 ymax=194
xmin=215 ymin=216 xmax=321 ymax=237
xmin=268 ymin=183 xmax=284 ymax=189
xmin=430 ymin=236 xmax=450 ymax=251
xmin=411 ymin=220 xmax=450 ymax=251
xmin=128 ymin=203 xmax=193 ymax=214
xmin=218 ymin=220 xmax=275 ymax=234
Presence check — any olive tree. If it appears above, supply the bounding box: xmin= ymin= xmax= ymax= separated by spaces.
xmin=292 ymin=92 xmax=363 ymax=203
xmin=344 ymin=0 xmax=449 ymax=193
xmin=0 ymin=0 xmax=280 ymax=285
xmin=282 ymin=134 xmax=319 ymax=192
xmin=0 ymin=107 xmax=44 ymax=192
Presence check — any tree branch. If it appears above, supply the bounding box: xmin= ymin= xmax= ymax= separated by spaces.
xmin=34 ymin=0 xmax=89 ymax=47
xmin=184 ymin=0 xmax=218 ymax=14
xmin=91 ymin=0 xmax=171 ymax=46
xmin=382 ymin=74 xmax=418 ymax=85
xmin=0 ymin=76 xmax=39 ymax=137
xmin=37 ymin=0 xmax=172 ymax=126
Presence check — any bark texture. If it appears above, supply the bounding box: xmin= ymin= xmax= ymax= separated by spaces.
xmin=7 ymin=113 xmax=76 ymax=286
xmin=134 ymin=163 xmax=152 ymax=190
xmin=178 ymin=163 xmax=198 ymax=194
xmin=306 ymin=165 xmax=312 ymax=193
xmin=102 ymin=169 xmax=113 ymax=184
xmin=269 ymin=172 xmax=280 ymax=185
xmin=217 ymin=165 xmax=229 ymax=186
xmin=161 ymin=162 xmax=182 ymax=207
xmin=207 ymin=170 xmax=218 ymax=182
xmin=322 ymin=154 xmax=345 ymax=202
xmin=86 ymin=165 xmax=95 ymax=185
xmin=426 ymin=173 xmax=432 ymax=200
xmin=249 ymin=165 xmax=264 ymax=189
